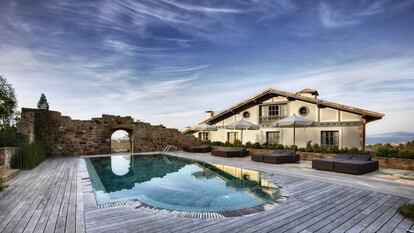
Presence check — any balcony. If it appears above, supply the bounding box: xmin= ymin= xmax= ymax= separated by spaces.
xmin=259 ymin=116 xmax=286 ymax=127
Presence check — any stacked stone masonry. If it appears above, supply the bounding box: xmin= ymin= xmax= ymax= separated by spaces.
xmin=18 ymin=108 xmax=197 ymax=156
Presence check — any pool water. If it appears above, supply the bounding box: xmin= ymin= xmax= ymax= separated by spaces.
xmin=85 ymin=154 xmax=279 ymax=212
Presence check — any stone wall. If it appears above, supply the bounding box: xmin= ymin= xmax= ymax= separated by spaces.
xmin=246 ymin=148 xmax=414 ymax=171
xmin=18 ymin=108 xmax=197 ymax=156
xmin=0 ymin=147 xmax=18 ymax=171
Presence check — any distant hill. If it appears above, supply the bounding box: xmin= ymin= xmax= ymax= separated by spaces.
xmin=367 ymin=131 xmax=414 ymax=144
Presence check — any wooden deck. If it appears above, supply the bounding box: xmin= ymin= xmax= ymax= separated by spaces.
xmin=1 ymin=154 xmax=413 ymax=233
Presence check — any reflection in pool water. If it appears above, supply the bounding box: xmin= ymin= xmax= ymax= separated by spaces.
xmin=110 ymin=156 xmax=131 ymax=176
xmin=85 ymin=154 xmax=279 ymax=212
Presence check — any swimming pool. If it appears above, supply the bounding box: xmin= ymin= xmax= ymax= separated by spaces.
xmin=85 ymin=154 xmax=279 ymax=212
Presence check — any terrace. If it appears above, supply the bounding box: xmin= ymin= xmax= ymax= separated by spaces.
xmin=0 ymin=152 xmax=413 ymax=233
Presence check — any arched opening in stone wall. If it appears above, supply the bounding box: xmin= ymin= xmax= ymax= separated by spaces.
xmin=111 ymin=129 xmax=132 ymax=153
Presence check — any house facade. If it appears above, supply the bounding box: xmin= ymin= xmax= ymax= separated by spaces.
xmin=186 ymin=88 xmax=384 ymax=149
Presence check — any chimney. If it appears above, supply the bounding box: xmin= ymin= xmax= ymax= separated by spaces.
xmin=296 ymin=88 xmax=319 ymax=99
xmin=204 ymin=111 xmax=214 ymax=120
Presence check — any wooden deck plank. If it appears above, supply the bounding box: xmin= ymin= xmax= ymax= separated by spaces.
xmin=41 ymin=160 xmax=73 ymax=233
xmin=0 ymin=159 xmax=60 ymax=232
xmin=244 ymin=187 xmax=360 ymax=233
xmin=361 ymin=197 xmax=409 ymax=233
xmin=11 ymin=159 xmax=68 ymax=233
xmin=337 ymin=195 xmax=401 ymax=233
xmin=65 ymin=161 xmax=78 ymax=233
xmin=76 ymin=160 xmax=85 ymax=233
xmin=392 ymin=218 xmax=414 ymax=233
xmin=0 ymin=162 xmax=49 ymax=203
xmin=22 ymin=160 xmax=69 ymax=233
xmin=0 ymin=160 xmax=55 ymax=218
xmin=301 ymin=192 xmax=386 ymax=232
xmin=321 ymin=194 xmax=396 ymax=233
xmin=285 ymin=189 xmax=374 ymax=232
xmin=1 ymin=155 xmax=413 ymax=233
xmin=55 ymin=159 xmax=76 ymax=233
xmin=377 ymin=209 xmax=407 ymax=233
xmin=32 ymin=160 xmax=72 ymax=233
xmin=173 ymin=182 xmax=337 ymax=233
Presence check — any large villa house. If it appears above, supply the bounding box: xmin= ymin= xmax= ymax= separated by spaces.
xmin=186 ymin=88 xmax=384 ymax=149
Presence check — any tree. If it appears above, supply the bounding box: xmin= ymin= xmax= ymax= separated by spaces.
xmin=0 ymin=76 xmax=17 ymax=128
xmin=37 ymin=93 xmax=49 ymax=110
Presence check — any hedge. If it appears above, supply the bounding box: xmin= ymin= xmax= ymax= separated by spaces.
xmin=199 ymin=140 xmax=414 ymax=159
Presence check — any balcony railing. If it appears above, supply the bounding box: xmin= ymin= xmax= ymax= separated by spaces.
xmin=259 ymin=116 xmax=286 ymax=126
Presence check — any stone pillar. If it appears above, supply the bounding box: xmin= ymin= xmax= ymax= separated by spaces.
xmin=0 ymin=147 xmax=18 ymax=170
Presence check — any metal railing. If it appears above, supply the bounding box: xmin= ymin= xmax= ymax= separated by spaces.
xmin=161 ymin=145 xmax=178 ymax=164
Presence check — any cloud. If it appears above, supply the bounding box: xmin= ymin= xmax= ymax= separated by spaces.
xmin=1 ymin=0 xmax=414 ymax=135
xmin=161 ymin=0 xmax=244 ymax=13
xmin=317 ymin=0 xmax=405 ymax=29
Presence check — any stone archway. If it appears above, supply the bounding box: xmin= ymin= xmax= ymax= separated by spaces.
xmin=110 ymin=128 xmax=133 ymax=153
xmin=18 ymin=108 xmax=197 ymax=156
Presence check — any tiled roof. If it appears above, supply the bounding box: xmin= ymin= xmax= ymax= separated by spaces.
xmin=202 ymin=88 xmax=384 ymax=124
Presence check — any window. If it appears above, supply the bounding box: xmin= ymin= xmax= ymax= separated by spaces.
xmin=260 ymin=104 xmax=287 ymax=117
xmin=198 ymin=132 xmax=209 ymax=141
xmin=227 ymin=132 xmax=238 ymax=143
xmin=259 ymin=104 xmax=287 ymax=124
xmin=321 ymin=131 xmax=339 ymax=147
xmin=268 ymin=105 xmax=279 ymax=116
xmin=299 ymin=106 xmax=309 ymax=116
xmin=266 ymin=131 xmax=280 ymax=145
xmin=243 ymin=111 xmax=250 ymax=118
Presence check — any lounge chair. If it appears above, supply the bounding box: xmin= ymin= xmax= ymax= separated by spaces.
xmin=312 ymin=154 xmax=353 ymax=171
xmin=334 ymin=155 xmax=378 ymax=175
xmin=252 ymin=150 xmax=299 ymax=164
xmin=312 ymin=154 xmax=378 ymax=175
xmin=183 ymin=145 xmax=212 ymax=153
xmin=211 ymin=147 xmax=249 ymax=157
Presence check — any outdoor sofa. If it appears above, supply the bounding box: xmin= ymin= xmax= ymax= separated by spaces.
xmin=312 ymin=154 xmax=379 ymax=175
xmin=251 ymin=150 xmax=299 ymax=164
xmin=183 ymin=144 xmax=212 ymax=153
xmin=211 ymin=147 xmax=249 ymax=157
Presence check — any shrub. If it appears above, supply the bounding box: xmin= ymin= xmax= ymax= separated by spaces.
xmin=0 ymin=127 xmax=26 ymax=147
xmin=245 ymin=142 xmax=252 ymax=148
xmin=200 ymin=140 xmax=212 ymax=145
xmin=251 ymin=142 xmax=262 ymax=149
xmin=11 ymin=143 xmax=46 ymax=169
xmin=224 ymin=141 xmax=232 ymax=147
xmin=371 ymin=143 xmax=414 ymax=159
xmin=232 ymin=140 xmax=243 ymax=147
xmin=211 ymin=141 xmax=224 ymax=146
xmin=399 ymin=204 xmax=414 ymax=221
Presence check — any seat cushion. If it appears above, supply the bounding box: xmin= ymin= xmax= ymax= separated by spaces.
xmin=263 ymin=154 xmax=292 ymax=164
xmin=334 ymin=154 xmax=353 ymax=160
xmin=274 ymin=150 xmax=294 ymax=155
xmin=350 ymin=154 xmax=371 ymax=161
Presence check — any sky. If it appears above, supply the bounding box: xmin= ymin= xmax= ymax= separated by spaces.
xmin=0 ymin=0 xmax=413 ymax=135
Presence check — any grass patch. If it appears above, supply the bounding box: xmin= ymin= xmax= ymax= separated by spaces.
xmin=399 ymin=204 xmax=414 ymax=221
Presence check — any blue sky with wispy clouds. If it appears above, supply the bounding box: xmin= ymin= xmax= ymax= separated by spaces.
xmin=1 ymin=0 xmax=413 ymax=134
